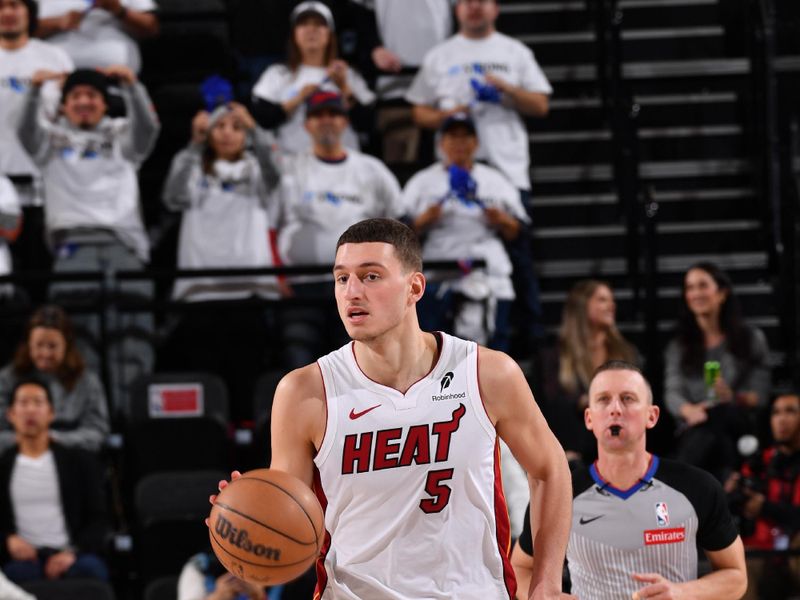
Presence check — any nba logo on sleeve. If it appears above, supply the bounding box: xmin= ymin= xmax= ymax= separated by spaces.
xmin=654 ymin=502 xmax=670 ymax=527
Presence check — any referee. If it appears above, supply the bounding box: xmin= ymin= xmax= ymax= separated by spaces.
xmin=513 ymin=360 xmax=747 ymax=599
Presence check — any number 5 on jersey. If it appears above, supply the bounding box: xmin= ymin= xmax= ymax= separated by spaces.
xmin=420 ymin=468 xmax=454 ymax=513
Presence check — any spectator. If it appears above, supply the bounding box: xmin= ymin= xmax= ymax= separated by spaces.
xmin=251 ymin=1 xmax=375 ymax=157
xmin=398 ymin=113 xmax=531 ymax=537
xmin=406 ymin=0 xmax=550 ymax=198
xmin=0 ymin=305 xmax=110 ymax=454
xmin=274 ymin=90 xmax=402 ymax=368
xmin=160 ymin=102 xmax=281 ymax=419
xmin=17 ymin=65 xmax=160 ymax=410
xmin=725 ymin=392 xmax=800 ymax=599
xmin=540 ymin=279 xmax=638 ymax=465
xmin=664 ymin=262 xmax=771 ymax=480
xmin=406 ymin=0 xmax=552 ymax=350
xmin=34 ymin=0 xmax=158 ymax=74
xmin=163 ymin=102 xmax=280 ymax=302
xmin=0 ymin=376 xmax=109 ymax=583
xmin=353 ymin=0 xmax=453 ymax=162
xmin=403 ymin=112 xmax=527 ymax=351
xmin=0 ymin=0 xmax=73 ymax=293
xmin=177 ymin=551 xmax=271 ymax=600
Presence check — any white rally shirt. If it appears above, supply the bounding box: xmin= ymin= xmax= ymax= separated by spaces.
xmin=0 ymin=40 xmax=73 ymax=205
xmin=274 ymin=150 xmax=402 ymax=269
xmin=314 ymin=333 xmax=515 ymax=599
xmin=401 ymin=161 xmax=529 ymax=300
xmin=406 ymin=32 xmax=552 ymax=190
xmin=252 ymin=63 xmax=375 ymax=156
xmin=37 ymin=0 xmax=156 ymax=73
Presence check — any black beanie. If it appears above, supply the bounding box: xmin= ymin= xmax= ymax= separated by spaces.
xmin=21 ymin=0 xmax=37 ymax=36
xmin=60 ymin=69 xmax=111 ymax=106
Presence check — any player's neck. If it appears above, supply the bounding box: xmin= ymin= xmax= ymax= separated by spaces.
xmin=353 ymin=327 xmax=438 ymax=394
xmin=596 ymin=449 xmax=651 ymax=491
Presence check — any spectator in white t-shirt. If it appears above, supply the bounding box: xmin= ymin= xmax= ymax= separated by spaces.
xmin=407 ymin=0 xmax=552 ymax=351
xmin=34 ymin=0 xmax=158 ymax=74
xmin=274 ymin=90 xmax=402 ymax=368
xmin=403 ymin=113 xmax=527 ymax=351
xmin=0 ymin=0 xmax=73 ymax=294
xmin=251 ymin=1 xmax=375 ymax=157
xmin=17 ymin=65 xmax=160 ymax=411
xmin=353 ymin=0 xmax=453 ymax=163
xmin=163 ymin=103 xmax=280 ymax=302
xmin=406 ymin=0 xmax=551 ymax=194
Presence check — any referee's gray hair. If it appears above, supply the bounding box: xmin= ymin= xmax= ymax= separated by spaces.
xmin=590 ymin=360 xmax=653 ymax=404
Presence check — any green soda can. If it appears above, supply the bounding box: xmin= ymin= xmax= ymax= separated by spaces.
xmin=704 ymin=360 xmax=721 ymax=403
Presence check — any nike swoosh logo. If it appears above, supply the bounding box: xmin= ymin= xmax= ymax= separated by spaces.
xmin=579 ymin=515 xmax=604 ymax=525
xmin=349 ymin=404 xmax=381 ymax=420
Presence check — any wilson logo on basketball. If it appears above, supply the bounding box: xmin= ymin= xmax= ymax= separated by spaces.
xmin=643 ymin=527 xmax=686 ymax=545
xmin=215 ymin=514 xmax=282 ymax=561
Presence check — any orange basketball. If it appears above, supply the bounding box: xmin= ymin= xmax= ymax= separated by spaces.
xmin=208 ymin=468 xmax=325 ymax=585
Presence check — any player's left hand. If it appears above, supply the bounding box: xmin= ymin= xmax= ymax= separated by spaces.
xmin=631 ymin=572 xmax=682 ymax=599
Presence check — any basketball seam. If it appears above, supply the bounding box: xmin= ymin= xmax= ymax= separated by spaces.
xmin=234 ymin=476 xmax=322 ymax=546
xmin=215 ymin=500 xmax=316 ymax=546
xmin=209 ymin=528 xmax=319 ymax=569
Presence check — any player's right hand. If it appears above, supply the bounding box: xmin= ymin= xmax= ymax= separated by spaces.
xmin=209 ymin=470 xmax=242 ymax=506
xmin=206 ymin=470 xmax=243 ymax=528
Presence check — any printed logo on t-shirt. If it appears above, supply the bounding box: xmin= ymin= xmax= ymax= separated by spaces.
xmin=655 ymin=502 xmax=670 ymax=527
xmin=1 ymin=76 xmax=29 ymax=93
xmin=644 ymin=527 xmax=685 ymax=545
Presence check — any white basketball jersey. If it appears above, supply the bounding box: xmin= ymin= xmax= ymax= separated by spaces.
xmin=313 ymin=333 xmax=515 ymax=599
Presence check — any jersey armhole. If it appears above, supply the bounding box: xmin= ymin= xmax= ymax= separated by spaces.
xmin=313 ymin=360 xmax=335 ymax=468
xmin=470 ymin=344 xmax=500 ymax=441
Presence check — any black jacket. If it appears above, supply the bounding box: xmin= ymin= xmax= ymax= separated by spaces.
xmin=0 ymin=442 xmax=108 ymax=561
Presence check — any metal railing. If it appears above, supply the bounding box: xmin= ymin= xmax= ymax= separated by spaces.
xmin=0 ymin=259 xmax=485 ymax=398
xmin=591 ymin=0 xmax=662 ymax=384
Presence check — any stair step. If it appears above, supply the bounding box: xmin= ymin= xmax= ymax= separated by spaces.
xmin=537 ymin=251 xmax=768 ymax=278
xmin=531 ymin=188 xmax=756 ymax=226
xmin=532 ymin=159 xmax=749 ymax=183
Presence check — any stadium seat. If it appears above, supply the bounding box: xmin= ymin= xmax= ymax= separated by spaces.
xmin=143 ymin=575 xmax=179 ymax=600
xmin=20 ymin=579 xmax=116 ymax=600
xmin=251 ymin=369 xmax=286 ymax=466
xmin=134 ymin=470 xmax=225 ymax=582
xmin=123 ymin=372 xmax=231 ymax=479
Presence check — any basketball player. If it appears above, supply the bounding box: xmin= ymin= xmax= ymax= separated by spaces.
xmin=215 ymin=218 xmax=573 ymax=599
xmin=511 ymin=361 xmax=747 ymax=600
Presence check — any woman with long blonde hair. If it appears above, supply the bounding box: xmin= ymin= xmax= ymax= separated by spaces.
xmin=542 ymin=279 xmax=638 ymax=463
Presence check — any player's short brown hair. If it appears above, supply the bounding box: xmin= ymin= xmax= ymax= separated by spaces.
xmin=590 ymin=360 xmax=653 ymax=404
xmin=336 ymin=219 xmax=423 ymax=273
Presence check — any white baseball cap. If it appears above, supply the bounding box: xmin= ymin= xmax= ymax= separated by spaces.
xmin=291 ymin=1 xmax=335 ymax=31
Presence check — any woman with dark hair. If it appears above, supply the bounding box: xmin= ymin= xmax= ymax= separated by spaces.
xmin=540 ymin=279 xmax=638 ymax=464
xmin=0 ymin=306 xmax=110 ymax=454
xmin=250 ymin=1 xmax=375 ymax=156
xmin=664 ymin=262 xmax=770 ymax=477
